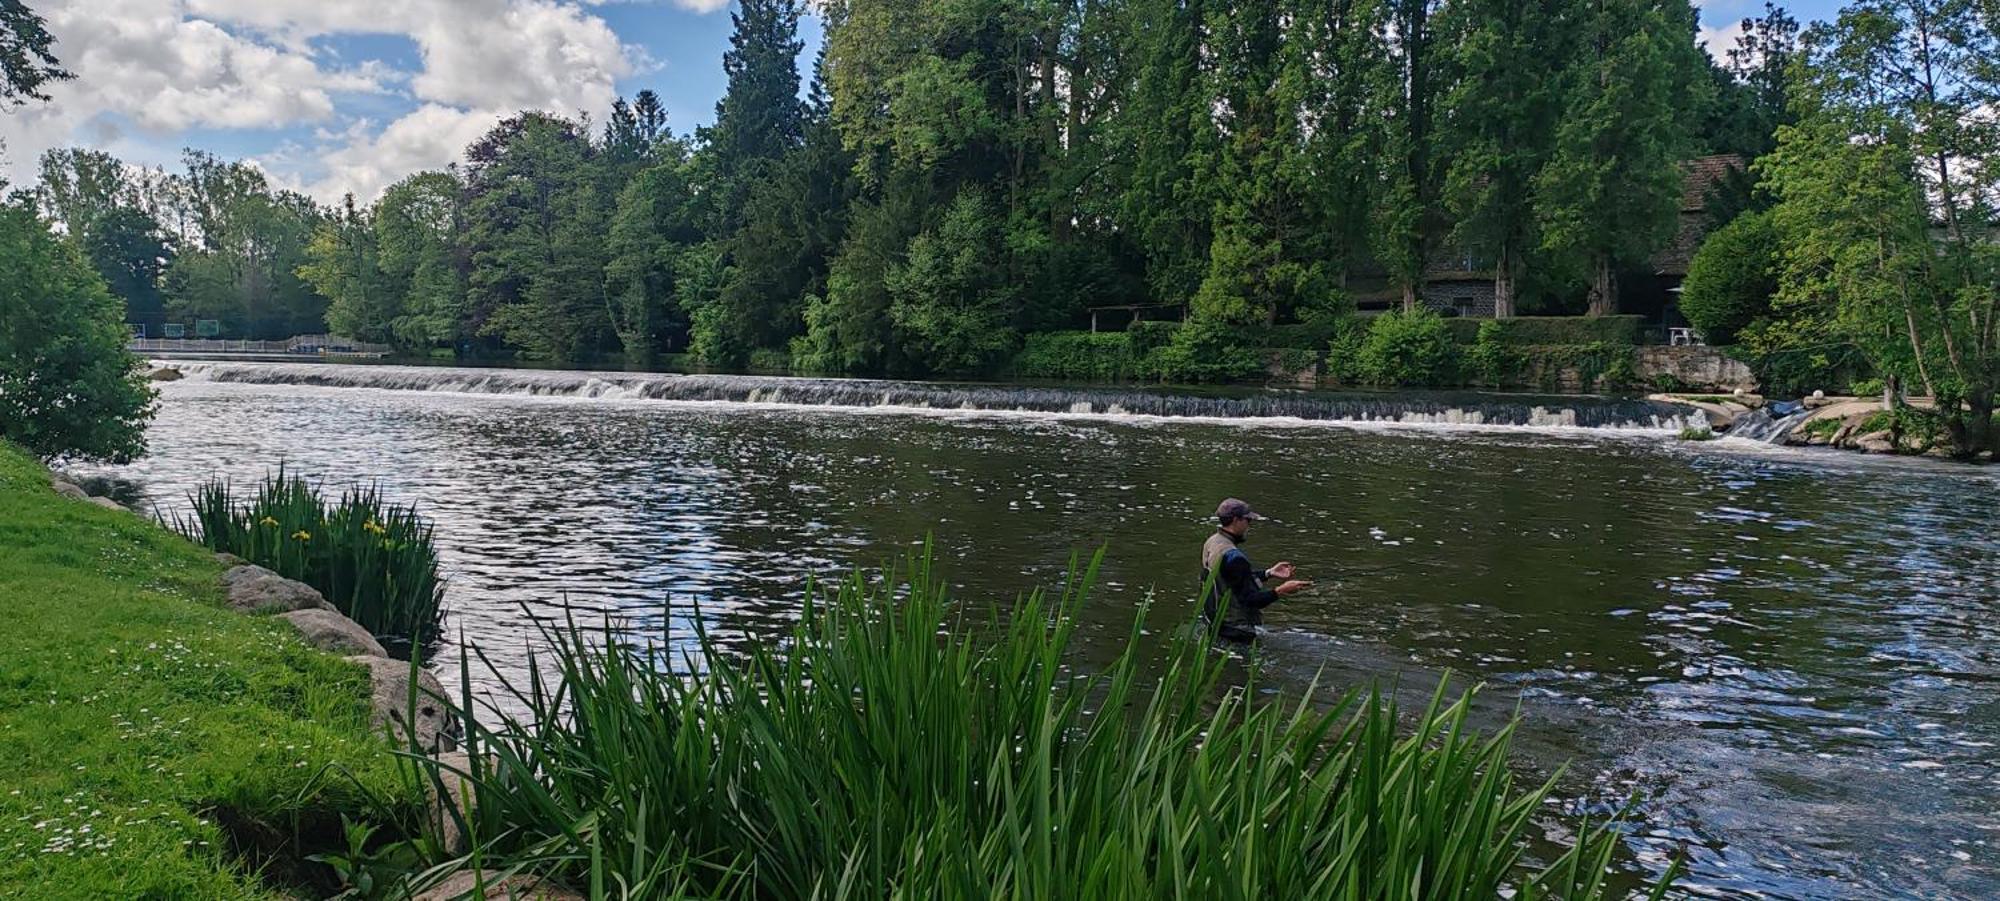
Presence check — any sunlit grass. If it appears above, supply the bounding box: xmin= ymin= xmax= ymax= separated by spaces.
xmin=173 ymin=468 xmax=445 ymax=644
xmin=0 ymin=442 xmax=422 ymax=899
xmin=412 ymin=551 xmax=1674 ymax=899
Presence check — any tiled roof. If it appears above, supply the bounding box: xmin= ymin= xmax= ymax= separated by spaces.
xmin=1680 ymin=154 xmax=1746 ymax=212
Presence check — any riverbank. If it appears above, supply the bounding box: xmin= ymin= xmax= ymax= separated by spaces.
xmin=0 ymin=442 xmax=423 ymax=898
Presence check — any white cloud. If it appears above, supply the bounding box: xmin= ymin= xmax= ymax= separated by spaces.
xmin=1 ymin=0 xmax=647 ymax=201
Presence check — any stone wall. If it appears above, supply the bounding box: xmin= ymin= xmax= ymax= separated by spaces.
xmin=1634 ymin=346 xmax=1756 ymax=393
xmin=1419 ymin=281 xmax=1497 ymax=318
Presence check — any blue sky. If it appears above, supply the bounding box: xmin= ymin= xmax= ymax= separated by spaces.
xmin=2 ymin=0 xmax=1840 ymax=202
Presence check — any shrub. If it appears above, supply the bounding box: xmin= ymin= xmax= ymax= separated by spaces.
xmin=1850 ymin=377 xmax=1885 ymax=398
xmin=1443 ymin=315 xmax=1645 ymax=346
xmin=415 ymin=552 xmax=1666 ymax=898
xmin=1141 ymin=318 xmax=1264 ymax=383
xmin=1011 ymin=331 xmax=1136 ymax=382
xmin=176 ymin=470 xmax=445 ymax=643
xmin=1352 ymin=310 xmax=1461 ymax=387
xmin=1466 ymin=320 xmax=1527 ymax=386
xmin=0 ymin=200 xmax=156 ymax=463
xmin=1679 ymin=427 xmax=1716 ymax=441
xmin=1680 ymin=210 xmax=1778 ymax=345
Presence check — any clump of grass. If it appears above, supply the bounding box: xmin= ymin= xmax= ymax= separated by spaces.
xmin=1678 ymin=427 xmax=1716 ymax=441
xmin=1798 ymin=416 xmax=1842 ymax=440
xmin=174 ymin=467 xmax=444 ymax=644
xmin=412 ymin=551 xmax=1672 ymax=899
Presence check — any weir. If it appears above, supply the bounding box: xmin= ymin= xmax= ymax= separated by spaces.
xmin=161 ymin=361 xmax=1710 ymax=432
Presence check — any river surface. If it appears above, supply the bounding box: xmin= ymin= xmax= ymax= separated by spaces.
xmin=75 ymin=361 xmax=2000 ymax=899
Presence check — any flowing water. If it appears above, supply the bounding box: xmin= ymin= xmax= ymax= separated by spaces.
xmin=75 ymin=361 xmax=2000 ymax=899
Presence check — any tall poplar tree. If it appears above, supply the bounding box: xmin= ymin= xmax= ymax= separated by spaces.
xmin=1536 ymin=0 xmax=1706 ymax=316
xmin=1375 ymin=0 xmax=1449 ymax=312
xmin=1440 ymin=0 xmax=1565 ymax=317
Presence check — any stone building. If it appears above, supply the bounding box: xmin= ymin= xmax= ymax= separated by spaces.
xmin=1359 ymin=153 xmax=1748 ymax=323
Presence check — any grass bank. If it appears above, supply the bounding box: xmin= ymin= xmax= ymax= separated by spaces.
xmin=0 ymin=443 xmax=420 ymax=898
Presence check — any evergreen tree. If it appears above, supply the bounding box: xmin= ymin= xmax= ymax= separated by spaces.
xmin=887 ymin=189 xmax=1020 ymax=373
xmin=1440 ymin=0 xmax=1566 ymax=318
xmin=1536 ymin=0 xmax=1707 ymax=316
xmin=463 ymin=113 xmax=613 ymax=362
xmin=1375 ymin=0 xmax=1450 ymax=312
xmin=1102 ymin=0 xmax=1216 ymax=308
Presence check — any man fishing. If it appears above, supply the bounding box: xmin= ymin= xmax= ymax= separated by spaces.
xmin=1199 ymin=498 xmax=1311 ymax=641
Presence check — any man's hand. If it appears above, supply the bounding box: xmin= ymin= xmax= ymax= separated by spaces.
xmin=1267 ymin=561 xmax=1296 ymax=580
xmin=1274 ymin=579 xmax=1313 ymax=597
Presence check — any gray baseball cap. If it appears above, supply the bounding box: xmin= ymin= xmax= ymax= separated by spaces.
xmin=1215 ymin=498 xmax=1266 ymax=522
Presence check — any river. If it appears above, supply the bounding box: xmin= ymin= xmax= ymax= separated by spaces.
xmin=75 ymin=361 xmax=2000 ymax=899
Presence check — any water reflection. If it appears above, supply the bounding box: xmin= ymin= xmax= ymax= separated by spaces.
xmin=76 ymin=377 xmax=2000 ymax=899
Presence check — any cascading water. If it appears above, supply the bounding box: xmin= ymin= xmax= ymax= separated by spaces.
xmin=159 ymin=361 xmax=1711 ymax=432
xmin=1725 ymin=401 xmax=1815 ymax=443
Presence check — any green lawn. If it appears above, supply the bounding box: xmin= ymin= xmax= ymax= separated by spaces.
xmin=0 ymin=444 xmax=419 ymax=899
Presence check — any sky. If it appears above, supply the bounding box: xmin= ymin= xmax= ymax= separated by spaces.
xmin=2 ymin=0 xmax=1837 ymax=204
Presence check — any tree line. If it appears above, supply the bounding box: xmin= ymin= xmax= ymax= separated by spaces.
xmin=30 ymin=0 xmax=1786 ymax=377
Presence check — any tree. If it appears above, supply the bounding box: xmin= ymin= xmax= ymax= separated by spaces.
xmin=1759 ymin=0 xmax=1997 ymax=456
xmin=886 ymin=189 xmax=1020 ymax=373
xmin=1679 ymin=208 xmax=1777 ymax=344
xmin=1536 ymin=0 xmax=1707 ymax=316
xmin=298 ymin=196 xmax=395 ymax=343
xmin=706 ymin=0 xmax=805 ymax=203
xmin=36 ymin=148 xmax=133 ymax=236
xmin=0 ymin=200 xmax=154 ymax=463
xmin=0 ymin=0 xmax=72 ymax=105
xmin=80 ymin=205 xmax=174 ymax=333
xmin=1375 ymin=0 xmax=1450 ymax=312
xmin=161 ymin=152 xmax=327 ymax=339
xmin=463 ymin=113 xmax=613 ymax=362
xmin=1440 ymin=0 xmax=1565 ymax=318
xmin=375 ymin=170 xmax=469 ymax=349
xmin=605 ymin=161 xmax=702 ymax=360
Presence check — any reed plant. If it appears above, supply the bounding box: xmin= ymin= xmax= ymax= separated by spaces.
xmin=409 ymin=552 xmax=1672 ymax=899
xmin=175 ymin=467 xmax=444 ymax=643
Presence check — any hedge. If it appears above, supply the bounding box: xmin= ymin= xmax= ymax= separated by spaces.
xmin=1011 ymin=331 xmax=1138 ymax=382
xmin=1443 ymin=315 xmax=1644 ymax=347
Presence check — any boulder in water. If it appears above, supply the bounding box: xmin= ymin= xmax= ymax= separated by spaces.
xmin=413 ymin=871 xmax=581 ymax=901
xmin=346 ymin=654 xmax=458 ymax=753
xmin=87 ymin=496 xmax=125 ymax=512
xmin=147 ymin=367 xmax=184 ymax=382
xmin=220 ymin=564 xmax=332 ymax=614
xmin=279 ymin=608 xmax=386 ymax=657
xmin=50 ymin=480 xmax=88 ymax=500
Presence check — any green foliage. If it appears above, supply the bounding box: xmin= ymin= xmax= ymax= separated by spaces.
xmin=465 ymin=113 xmax=614 ymax=362
xmin=1680 ymin=209 xmax=1777 ymax=345
xmin=1850 ymin=377 xmax=1885 ymax=398
xmin=1466 ymin=320 xmax=1527 ymax=386
xmin=885 ymin=190 xmax=1020 ymax=374
xmin=1443 ymin=315 xmax=1646 ymax=346
xmin=415 ymin=549 xmax=1663 ymax=899
xmin=0 ymin=444 xmax=422 ymax=898
xmin=1351 ymin=310 xmax=1462 ymax=387
xmin=0 ymin=1 xmax=71 ymax=103
xmin=0 ymin=200 xmax=155 ymax=464
xmin=1755 ymin=0 xmax=1998 ymax=456
xmin=1011 ymin=331 xmax=1136 ymax=382
xmin=1144 ymin=318 xmax=1265 ymax=384
xmin=374 ymin=171 xmax=469 ymax=349
xmin=1798 ymin=416 xmax=1841 ymax=440
xmin=1678 ymin=427 xmax=1716 ymax=441
xmin=164 ymin=151 xmax=328 ymax=340
xmin=1535 ymin=0 xmax=1708 ymax=315
xmin=175 ymin=470 xmax=445 ymax=642
xmin=607 ymin=162 xmax=701 ymax=361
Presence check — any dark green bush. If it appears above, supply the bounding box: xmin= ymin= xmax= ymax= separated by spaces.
xmin=1011 ymin=331 xmax=1137 ymax=382
xmin=746 ymin=348 xmax=793 ymax=373
xmin=1443 ymin=315 xmax=1645 ymax=347
xmin=1351 ymin=310 xmax=1461 ymax=387
xmin=0 ymin=200 xmax=156 ymax=463
xmin=1142 ymin=318 xmax=1265 ymax=383
xmin=176 ymin=470 xmax=445 ymax=642
xmin=1249 ymin=318 xmax=1347 ymax=350
xmin=1124 ymin=319 xmax=1180 ymax=356
xmin=1680 ymin=210 xmax=1778 ymax=345
xmin=1465 ymin=320 xmax=1526 ymax=386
